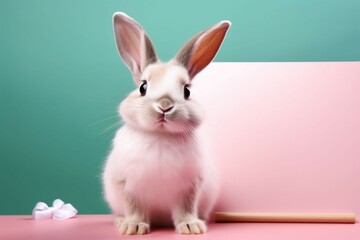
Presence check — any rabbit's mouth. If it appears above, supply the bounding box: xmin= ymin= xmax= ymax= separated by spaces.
xmin=157 ymin=114 xmax=168 ymax=123
xmin=158 ymin=118 xmax=167 ymax=123
xmin=151 ymin=110 xmax=197 ymax=133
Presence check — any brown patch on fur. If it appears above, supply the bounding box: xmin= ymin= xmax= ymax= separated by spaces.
xmin=175 ymin=30 xmax=206 ymax=68
xmin=181 ymin=183 xmax=198 ymax=214
xmin=172 ymin=179 xmax=203 ymax=225
xmin=178 ymin=76 xmax=188 ymax=85
xmin=144 ymin=34 xmax=158 ymax=67
xmin=187 ymin=109 xmax=201 ymax=129
xmin=124 ymin=191 xmax=147 ymax=220
xmin=156 ymin=94 xmax=174 ymax=102
xmin=117 ymin=179 xmax=126 ymax=186
xmin=146 ymin=64 xmax=167 ymax=83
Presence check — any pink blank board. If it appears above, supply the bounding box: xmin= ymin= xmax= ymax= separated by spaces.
xmin=193 ymin=62 xmax=360 ymax=216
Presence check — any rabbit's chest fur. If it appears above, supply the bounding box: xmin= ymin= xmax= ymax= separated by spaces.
xmin=106 ymin=126 xmax=202 ymax=210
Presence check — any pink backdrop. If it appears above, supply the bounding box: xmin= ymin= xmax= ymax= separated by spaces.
xmin=193 ymin=62 xmax=360 ymax=216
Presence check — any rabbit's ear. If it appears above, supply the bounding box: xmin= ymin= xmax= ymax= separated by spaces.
xmin=175 ymin=21 xmax=231 ymax=80
xmin=113 ymin=12 xmax=158 ymax=84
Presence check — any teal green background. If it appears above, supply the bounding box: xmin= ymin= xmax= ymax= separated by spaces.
xmin=1 ymin=0 xmax=359 ymax=214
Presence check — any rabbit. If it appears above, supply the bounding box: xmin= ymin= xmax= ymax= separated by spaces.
xmin=103 ymin=12 xmax=231 ymax=235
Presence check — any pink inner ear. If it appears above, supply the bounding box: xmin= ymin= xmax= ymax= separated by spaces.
xmin=118 ymin=20 xmax=142 ymax=74
xmin=113 ymin=13 xmax=158 ymax=84
xmin=188 ymin=25 xmax=229 ymax=79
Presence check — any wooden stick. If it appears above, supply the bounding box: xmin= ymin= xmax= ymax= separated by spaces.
xmin=215 ymin=212 xmax=356 ymax=223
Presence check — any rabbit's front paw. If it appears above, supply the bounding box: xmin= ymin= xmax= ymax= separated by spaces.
xmin=115 ymin=217 xmax=150 ymax=235
xmin=176 ymin=218 xmax=207 ymax=234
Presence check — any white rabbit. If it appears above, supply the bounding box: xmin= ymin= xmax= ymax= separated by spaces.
xmin=103 ymin=12 xmax=231 ymax=235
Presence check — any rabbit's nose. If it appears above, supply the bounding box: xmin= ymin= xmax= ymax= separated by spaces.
xmin=157 ymin=98 xmax=174 ymax=113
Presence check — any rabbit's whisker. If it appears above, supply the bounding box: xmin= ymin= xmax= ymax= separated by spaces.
xmin=88 ymin=115 xmax=119 ymax=127
xmin=98 ymin=121 xmax=121 ymax=136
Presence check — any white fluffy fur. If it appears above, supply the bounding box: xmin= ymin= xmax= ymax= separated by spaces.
xmin=103 ymin=124 xmax=218 ymax=223
xmin=103 ymin=12 xmax=230 ymax=235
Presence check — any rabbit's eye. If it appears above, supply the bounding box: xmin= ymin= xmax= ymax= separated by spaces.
xmin=184 ymin=85 xmax=190 ymax=99
xmin=139 ymin=81 xmax=147 ymax=96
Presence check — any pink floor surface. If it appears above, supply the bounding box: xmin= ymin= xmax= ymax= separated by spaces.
xmin=0 ymin=215 xmax=359 ymax=240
